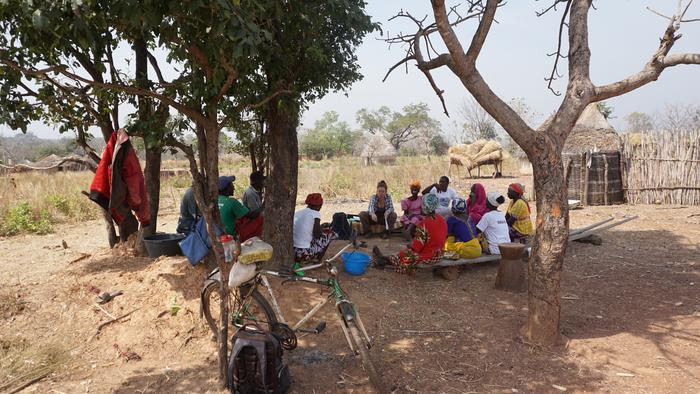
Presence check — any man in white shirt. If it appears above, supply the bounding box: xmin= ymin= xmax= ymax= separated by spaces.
xmin=476 ymin=192 xmax=511 ymax=254
xmin=422 ymin=175 xmax=459 ymax=218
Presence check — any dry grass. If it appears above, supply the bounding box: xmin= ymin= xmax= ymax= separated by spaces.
xmin=0 ymin=171 xmax=98 ymax=236
xmin=0 ymin=337 xmax=70 ymax=393
xmin=1 ymin=155 xmax=521 ymax=236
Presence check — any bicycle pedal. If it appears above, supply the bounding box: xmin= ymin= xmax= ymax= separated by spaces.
xmin=315 ymin=321 xmax=326 ymax=333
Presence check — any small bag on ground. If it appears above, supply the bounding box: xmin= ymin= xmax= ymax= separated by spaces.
xmin=331 ymin=212 xmax=352 ymax=240
xmin=228 ymin=324 xmax=291 ymax=394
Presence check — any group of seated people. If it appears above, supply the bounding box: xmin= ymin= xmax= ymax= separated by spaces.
xmin=176 ymin=171 xmax=266 ymax=242
xmin=177 ymin=171 xmax=533 ymax=275
xmin=364 ymin=175 xmax=534 ymax=274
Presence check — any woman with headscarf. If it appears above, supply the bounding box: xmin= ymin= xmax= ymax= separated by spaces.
xmin=359 ymin=180 xmax=397 ymax=239
xmin=444 ymin=198 xmax=482 ymax=259
xmin=466 ymin=183 xmax=487 ymax=224
xmin=372 ymin=193 xmax=448 ymax=274
xmin=293 ymin=193 xmax=336 ymax=262
xmin=505 ymin=183 xmax=533 ymax=242
xmin=400 ymin=180 xmax=424 ymax=240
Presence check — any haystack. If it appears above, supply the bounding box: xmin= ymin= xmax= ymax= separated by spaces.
xmin=360 ymin=135 xmax=397 ymax=166
xmin=449 ymin=139 xmax=503 ymax=170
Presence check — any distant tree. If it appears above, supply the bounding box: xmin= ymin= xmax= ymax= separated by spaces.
xmin=356 ymin=103 xmax=441 ymax=151
xmin=429 ymin=133 xmax=450 ymax=155
xmin=658 ymin=103 xmax=700 ymax=132
xmin=597 ymin=101 xmax=615 ymax=119
xmin=459 ymin=98 xmax=498 ymax=142
xmin=624 ymin=112 xmax=655 ymax=132
xmin=299 ymin=111 xmax=360 ymax=159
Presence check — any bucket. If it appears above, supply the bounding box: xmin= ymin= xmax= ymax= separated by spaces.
xmin=143 ymin=233 xmax=186 ymax=258
xmin=341 ymin=251 xmax=371 ymax=276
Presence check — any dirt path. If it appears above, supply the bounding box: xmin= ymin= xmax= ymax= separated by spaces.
xmin=1 ymin=197 xmax=699 ymax=393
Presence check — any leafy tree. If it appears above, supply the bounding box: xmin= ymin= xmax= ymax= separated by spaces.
xmin=429 ymin=133 xmax=450 ymax=155
xmin=624 ymin=111 xmax=655 ymax=132
xmin=299 ymin=111 xmax=360 ymax=159
xmin=597 ymin=101 xmax=615 ymax=119
xmin=386 ymin=0 xmax=700 ymax=346
xmin=255 ymin=1 xmax=378 ymax=270
xmin=356 ymin=103 xmax=441 ymax=151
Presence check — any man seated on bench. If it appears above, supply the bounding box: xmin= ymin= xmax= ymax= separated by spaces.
xmin=372 ymin=193 xmax=447 ymax=274
xmin=444 ymin=198 xmax=482 ymax=259
xmin=293 ymin=193 xmax=336 ymax=264
xmin=476 ymin=192 xmax=510 ymax=255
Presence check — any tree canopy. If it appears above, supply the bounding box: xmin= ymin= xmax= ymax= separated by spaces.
xmin=356 ymin=102 xmax=441 ymax=151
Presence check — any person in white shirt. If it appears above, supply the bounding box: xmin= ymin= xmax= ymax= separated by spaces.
xmin=293 ymin=193 xmax=335 ymax=265
xmin=422 ymin=175 xmax=459 ymax=218
xmin=476 ymin=192 xmax=511 ymax=254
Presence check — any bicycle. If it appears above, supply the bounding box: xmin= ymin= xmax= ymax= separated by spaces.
xmin=200 ymin=236 xmax=385 ymax=393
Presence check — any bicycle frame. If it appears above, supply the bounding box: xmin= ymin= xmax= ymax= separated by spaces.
xmin=250 ymin=242 xmax=373 ymax=351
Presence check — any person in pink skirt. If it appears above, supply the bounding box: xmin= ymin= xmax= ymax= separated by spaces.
xmin=400 ymin=180 xmax=424 ymax=240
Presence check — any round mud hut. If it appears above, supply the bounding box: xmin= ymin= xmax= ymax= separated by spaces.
xmin=360 ymin=135 xmax=397 ymax=166
xmin=563 ymin=103 xmax=625 ymax=206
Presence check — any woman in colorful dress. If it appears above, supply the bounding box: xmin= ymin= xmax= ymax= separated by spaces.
xmin=466 ymin=182 xmax=487 ymax=224
xmin=372 ymin=193 xmax=448 ymax=274
xmin=400 ymin=180 xmax=424 ymax=240
xmin=505 ymin=183 xmax=534 ymax=243
xmin=293 ymin=193 xmax=336 ymax=262
xmin=444 ymin=198 xmax=482 ymax=259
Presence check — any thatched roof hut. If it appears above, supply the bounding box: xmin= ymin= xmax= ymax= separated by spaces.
xmin=360 ymin=135 xmax=397 ymax=166
xmin=564 ymin=104 xmax=621 ymax=153
xmin=564 ymin=104 xmax=624 ymax=205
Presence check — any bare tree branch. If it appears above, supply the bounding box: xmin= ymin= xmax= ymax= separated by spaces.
xmin=593 ymin=19 xmax=700 ymax=101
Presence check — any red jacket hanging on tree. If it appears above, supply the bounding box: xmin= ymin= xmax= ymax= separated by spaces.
xmin=90 ymin=129 xmax=150 ymax=226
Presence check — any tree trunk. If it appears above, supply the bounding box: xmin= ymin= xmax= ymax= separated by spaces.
xmin=140 ymin=147 xmax=162 ymax=243
xmin=264 ymin=100 xmax=298 ymax=269
xmin=523 ymin=151 xmax=569 ymax=345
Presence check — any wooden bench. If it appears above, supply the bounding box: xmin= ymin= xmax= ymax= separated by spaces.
xmin=417 ymin=254 xmax=501 ymax=280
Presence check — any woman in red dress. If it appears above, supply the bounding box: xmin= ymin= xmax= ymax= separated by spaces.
xmin=373 ymin=193 xmax=447 ymax=274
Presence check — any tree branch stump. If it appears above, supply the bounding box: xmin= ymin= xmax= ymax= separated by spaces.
xmin=495 ymin=243 xmax=526 ymax=292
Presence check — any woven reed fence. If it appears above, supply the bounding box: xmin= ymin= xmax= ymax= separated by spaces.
xmin=621 ymin=130 xmax=700 ymax=205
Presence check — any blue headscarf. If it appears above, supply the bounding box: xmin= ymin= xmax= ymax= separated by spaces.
xmin=422 ymin=193 xmax=439 ymax=214
xmin=451 ymin=198 xmax=467 ymax=214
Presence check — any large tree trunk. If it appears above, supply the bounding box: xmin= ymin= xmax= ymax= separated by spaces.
xmin=141 ymin=147 xmax=162 ymax=238
xmin=264 ymin=100 xmax=298 ymax=269
xmin=523 ymin=149 xmax=569 ymax=345
xmin=133 ymin=36 xmax=163 ymax=254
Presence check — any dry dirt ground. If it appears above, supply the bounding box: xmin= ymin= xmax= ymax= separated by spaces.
xmin=1 ymin=176 xmax=700 ymax=393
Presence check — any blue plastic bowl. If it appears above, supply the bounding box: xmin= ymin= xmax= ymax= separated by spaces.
xmin=342 ymin=251 xmax=371 ymax=276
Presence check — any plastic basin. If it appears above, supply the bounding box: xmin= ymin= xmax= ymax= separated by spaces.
xmin=341 ymin=251 xmax=371 ymax=276
xmin=143 ymin=233 xmax=186 ymax=258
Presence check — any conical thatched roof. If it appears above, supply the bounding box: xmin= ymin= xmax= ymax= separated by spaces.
xmin=360 ymin=135 xmax=397 ymax=158
xmin=563 ymin=103 xmax=621 ymax=152
xmin=34 ymin=154 xmax=62 ymax=167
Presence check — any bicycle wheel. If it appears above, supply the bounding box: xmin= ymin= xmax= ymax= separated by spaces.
xmin=346 ymin=319 xmax=386 ymax=394
xmin=202 ymin=280 xmax=277 ymax=338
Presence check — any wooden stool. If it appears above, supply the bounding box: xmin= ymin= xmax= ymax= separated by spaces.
xmin=494 ymin=243 xmax=526 ymax=292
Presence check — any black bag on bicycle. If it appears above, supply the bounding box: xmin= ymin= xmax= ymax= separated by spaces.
xmin=228 ymin=324 xmax=291 ymax=394
xmin=331 ymin=212 xmax=352 ymax=240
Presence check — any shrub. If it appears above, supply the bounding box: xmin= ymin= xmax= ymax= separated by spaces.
xmin=0 ymin=202 xmax=53 ymax=236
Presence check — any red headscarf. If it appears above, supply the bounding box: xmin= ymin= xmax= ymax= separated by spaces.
xmin=509 ymin=183 xmax=531 ymax=212
xmin=467 ymin=183 xmax=487 ymax=223
xmin=305 ymin=193 xmax=323 ymax=206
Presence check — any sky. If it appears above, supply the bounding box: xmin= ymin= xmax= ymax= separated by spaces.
xmin=2 ymin=0 xmax=699 ymax=140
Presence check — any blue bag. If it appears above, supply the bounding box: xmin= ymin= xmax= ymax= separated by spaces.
xmin=179 ymin=217 xmax=222 ymax=266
